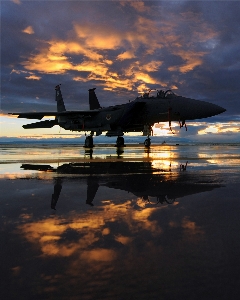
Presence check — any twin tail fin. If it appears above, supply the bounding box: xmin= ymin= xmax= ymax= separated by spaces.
xmin=89 ymin=88 xmax=101 ymax=110
xmin=55 ymin=85 xmax=101 ymax=112
xmin=55 ymin=84 xmax=66 ymax=112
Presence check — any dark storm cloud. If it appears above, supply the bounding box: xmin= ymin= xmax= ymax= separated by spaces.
xmin=179 ymin=1 xmax=240 ymax=106
xmin=1 ymin=0 xmax=240 ymax=123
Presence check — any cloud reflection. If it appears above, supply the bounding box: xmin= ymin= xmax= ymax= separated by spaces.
xmin=16 ymin=159 xmax=223 ymax=265
xmin=18 ymin=200 xmax=162 ymax=260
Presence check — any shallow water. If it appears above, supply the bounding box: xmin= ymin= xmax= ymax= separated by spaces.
xmin=1 ymin=143 xmax=240 ymax=299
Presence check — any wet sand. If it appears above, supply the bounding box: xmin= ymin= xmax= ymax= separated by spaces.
xmin=1 ymin=143 xmax=240 ymax=299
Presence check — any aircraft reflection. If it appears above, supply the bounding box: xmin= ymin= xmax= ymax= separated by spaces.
xmin=84 ymin=147 xmax=124 ymax=159
xmin=21 ymin=161 xmax=223 ymax=210
xmin=51 ymin=178 xmax=62 ymax=210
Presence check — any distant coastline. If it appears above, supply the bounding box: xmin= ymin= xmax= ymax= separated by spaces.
xmin=0 ymin=136 xmax=239 ymax=146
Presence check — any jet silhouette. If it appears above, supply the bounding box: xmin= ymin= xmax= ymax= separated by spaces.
xmin=10 ymin=85 xmax=226 ymax=147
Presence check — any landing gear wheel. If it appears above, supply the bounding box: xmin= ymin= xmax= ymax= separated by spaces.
xmin=115 ymin=136 xmax=125 ymax=147
xmin=84 ymin=135 xmax=94 ymax=148
xmin=144 ymin=137 xmax=151 ymax=147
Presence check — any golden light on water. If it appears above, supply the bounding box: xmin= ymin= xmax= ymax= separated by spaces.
xmin=17 ymin=198 xmax=164 ymax=259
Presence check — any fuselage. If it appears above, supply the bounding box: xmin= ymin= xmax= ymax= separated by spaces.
xmin=58 ymin=91 xmax=226 ymax=136
xmin=138 ymin=95 xmax=226 ymax=122
xmin=10 ymin=86 xmax=226 ymax=138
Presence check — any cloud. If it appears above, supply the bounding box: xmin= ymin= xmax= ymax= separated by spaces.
xmin=125 ymin=1 xmax=149 ymax=13
xmin=198 ymin=123 xmax=240 ymax=135
xmin=10 ymin=69 xmax=28 ymax=75
xmin=1 ymin=0 xmax=240 ymax=140
xmin=168 ymin=50 xmax=206 ymax=73
xmin=117 ymin=51 xmax=136 ymax=60
xmin=11 ymin=0 xmax=21 ymax=4
xmin=9 ymin=3 xmax=221 ymax=94
xmin=25 ymin=75 xmax=41 ymax=80
xmin=74 ymin=23 xmax=123 ymax=50
xmin=22 ymin=44 xmax=72 ymax=74
xmin=22 ymin=26 xmax=34 ymax=35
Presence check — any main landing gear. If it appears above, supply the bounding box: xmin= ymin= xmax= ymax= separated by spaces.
xmin=84 ymin=134 xmax=151 ymax=148
xmin=144 ymin=136 xmax=151 ymax=147
xmin=84 ymin=134 xmax=126 ymax=148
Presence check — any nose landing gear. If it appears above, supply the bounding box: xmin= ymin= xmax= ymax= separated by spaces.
xmin=144 ymin=136 xmax=151 ymax=147
xmin=115 ymin=136 xmax=125 ymax=147
xmin=84 ymin=135 xmax=94 ymax=148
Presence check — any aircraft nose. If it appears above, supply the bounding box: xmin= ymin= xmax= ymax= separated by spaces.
xmin=178 ymin=98 xmax=226 ymax=120
xmin=209 ymin=103 xmax=226 ymax=116
xmin=192 ymin=100 xmax=226 ymax=118
xmin=219 ymin=106 xmax=226 ymax=114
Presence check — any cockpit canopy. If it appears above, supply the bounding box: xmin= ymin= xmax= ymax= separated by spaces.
xmin=138 ymin=89 xmax=177 ymax=99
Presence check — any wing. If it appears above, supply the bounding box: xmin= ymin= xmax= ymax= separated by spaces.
xmin=8 ymin=110 xmax=100 ymax=120
xmin=22 ymin=120 xmax=59 ymax=129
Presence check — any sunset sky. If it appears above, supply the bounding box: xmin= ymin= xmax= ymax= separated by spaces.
xmin=1 ymin=0 xmax=240 ymax=142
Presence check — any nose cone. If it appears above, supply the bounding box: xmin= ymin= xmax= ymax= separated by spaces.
xmin=216 ymin=105 xmax=226 ymax=115
xmin=177 ymin=98 xmax=226 ymax=120
xmin=202 ymin=102 xmax=226 ymax=118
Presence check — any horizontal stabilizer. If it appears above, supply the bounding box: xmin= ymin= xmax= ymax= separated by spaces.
xmin=17 ymin=113 xmax=45 ymax=120
xmin=23 ymin=120 xmax=58 ymax=129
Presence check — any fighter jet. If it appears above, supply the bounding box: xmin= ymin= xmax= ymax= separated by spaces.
xmin=9 ymin=85 xmax=226 ymax=147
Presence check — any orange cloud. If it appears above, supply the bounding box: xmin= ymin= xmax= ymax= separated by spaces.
xmin=134 ymin=72 xmax=167 ymax=88
xmin=198 ymin=123 xmax=240 ymax=135
xmin=22 ymin=26 xmax=34 ymax=35
xmin=168 ymin=50 xmax=206 ymax=73
xmin=49 ymin=41 xmax=103 ymax=61
xmin=140 ymin=61 xmax=163 ymax=72
xmin=117 ymin=51 xmax=136 ymax=60
xmin=11 ymin=0 xmax=21 ymax=5
xmin=72 ymin=76 xmax=89 ymax=82
xmin=80 ymin=249 xmax=117 ymax=262
xmin=115 ymin=235 xmax=132 ymax=245
xmin=25 ymin=75 xmax=41 ymax=80
xmin=19 ymin=10 xmax=219 ymax=91
xmin=22 ymin=49 xmax=72 ymax=74
xmin=129 ymin=1 xmax=148 ymax=13
xmin=74 ymin=24 xmax=123 ymax=50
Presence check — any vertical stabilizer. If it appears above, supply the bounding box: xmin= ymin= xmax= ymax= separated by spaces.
xmin=55 ymin=85 xmax=66 ymax=112
xmin=89 ymin=88 xmax=101 ymax=110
